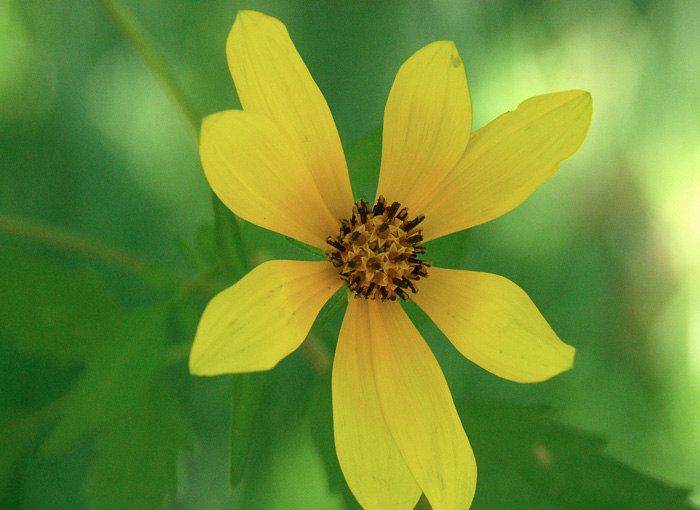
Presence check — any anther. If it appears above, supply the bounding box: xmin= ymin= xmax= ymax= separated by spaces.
xmin=350 ymin=231 xmax=367 ymax=245
xmin=385 ymin=201 xmax=400 ymax=220
xmin=376 ymin=224 xmax=391 ymax=240
xmin=412 ymin=266 xmax=429 ymax=277
xmin=367 ymin=257 xmax=382 ymax=271
xmin=372 ymin=197 xmax=386 ymax=216
xmin=326 ymin=237 xmax=346 ymax=252
xmin=403 ymin=214 xmax=425 ymax=232
xmin=403 ymin=278 xmax=417 ymax=293
xmin=396 ymin=207 xmax=409 ymax=221
xmin=405 ymin=233 xmax=423 ymax=245
xmin=357 ymin=201 xmax=369 ymax=224
xmin=395 ymin=288 xmax=409 ymax=302
xmin=392 ymin=277 xmax=409 ymax=289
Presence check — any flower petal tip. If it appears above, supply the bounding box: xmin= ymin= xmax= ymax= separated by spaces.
xmin=421 ymin=40 xmax=463 ymax=68
xmin=235 ymin=9 xmax=267 ymax=25
xmin=553 ymin=89 xmax=593 ymax=124
xmin=533 ymin=341 xmax=576 ymax=383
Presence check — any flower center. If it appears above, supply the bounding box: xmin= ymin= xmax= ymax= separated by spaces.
xmin=326 ymin=196 xmax=431 ymax=302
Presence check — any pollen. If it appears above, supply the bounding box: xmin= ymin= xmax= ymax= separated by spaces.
xmin=326 ymin=196 xmax=431 ymax=302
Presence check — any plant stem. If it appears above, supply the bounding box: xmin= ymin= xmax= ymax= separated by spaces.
xmin=166 ymin=342 xmax=192 ymax=365
xmin=0 ymin=211 xmax=210 ymax=292
xmin=300 ymin=333 xmax=332 ymax=375
xmin=1 ymin=212 xmax=155 ymax=274
xmin=98 ymin=0 xmax=201 ymax=136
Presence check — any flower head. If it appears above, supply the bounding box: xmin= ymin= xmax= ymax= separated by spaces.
xmin=190 ymin=10 xmax=592 ymax=510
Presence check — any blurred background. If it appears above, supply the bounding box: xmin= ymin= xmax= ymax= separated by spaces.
xmin=1 ymin=0 xmax=699 ymax=508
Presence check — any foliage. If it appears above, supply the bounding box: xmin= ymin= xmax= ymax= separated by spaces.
xmin=1 ymin=0 xmax=698 ymax=508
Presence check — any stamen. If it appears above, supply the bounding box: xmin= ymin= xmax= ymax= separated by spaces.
xmin=395 ymin=288 xmax=409 ymax=302
xmin=412 ymin=266 xmax=429 ymax=277
xmin=326 ymin=237 xmax=346 ymax=252
xmin=405 ymin=232 xmax=423 ymax=245
xmin=403 ymin=278 xmax=417 ymax=293
xmin=392 ymin=277 xmax=409 ymax=289
xmin=372 ymin=197 xmax=386 ymax=216
xmin=357 ymin=200 xmax=369 ymax=224
xmin=385 ymin=201 xmax=400 ymax=220
xmin=325 ymin=195 xmax=431 ymax=302
xmin=367 ymin=257 xmax=382 ymax=271
xmin=390 ymin=252 xmax=408 ymax=263
xmin=403 ymin=214 xmax=425 ymax=232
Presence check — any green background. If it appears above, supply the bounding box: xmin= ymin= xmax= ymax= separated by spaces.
xmin=1 ymin=0 xmax=699 ymax=508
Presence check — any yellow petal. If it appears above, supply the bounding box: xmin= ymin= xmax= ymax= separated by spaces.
xmin=200 ymin=110 xmax=339 ymax=250
xmin=227 ymin=11 xmax=354 ymax=220
xmin=334 ymin=299 xmax=476 ymax=510
xmin=333 ymin=299 xmax=421 ymax=510
xmin=420 ymin=90 xmax=593 ymax=242
xmin=413 ymin=268 xmax=575 ymax=383
xmin=376 ymin=41 xmax=471 ymax=213
xmin=190 ymin=260 xmax=342 ymax=375
xmin=370 ymin=300 xmax=477 ymax=510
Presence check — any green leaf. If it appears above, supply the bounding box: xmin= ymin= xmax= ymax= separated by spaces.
xmin=40 ymin=305 xmax=170 ymax=456
xmin=308 ymin=393 xmax=697 ymax=509
xmin=0 ymin=402 xmax=60 ymax=494
xmin=456 ymin=400 xmax=697 ymax=510
xmin=175 ymin=235 xmax=204 ymax=272
xmin=85 ymin=376 xmax=191 ymax=510
xmin=0 ymin=246 xmax=121 ymax=363
xmin=230 ymin=371 xmax=269 ymax=488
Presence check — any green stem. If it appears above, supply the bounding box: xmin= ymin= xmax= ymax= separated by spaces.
xmin=0 ymin=211 xmax=212 ymax=295
xmin=78 ymin=3 xmax=333 ymax=379
xmin=0 ymin=212 xmax=155 ymax=274
xmin=299 ymin=333 xmax=332 ymax=375
xmin=166 ymin=342 xmax=191 ymax=365
xmin=98 ymin=0 xmax=201 ymax=136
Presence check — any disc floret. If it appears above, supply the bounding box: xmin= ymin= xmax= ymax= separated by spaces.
xmin=326 ymin=196 xmax=431 ymax=301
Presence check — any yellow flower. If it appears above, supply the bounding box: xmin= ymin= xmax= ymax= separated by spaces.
xmin=190 ymin=10 xmax=592 ymax=510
